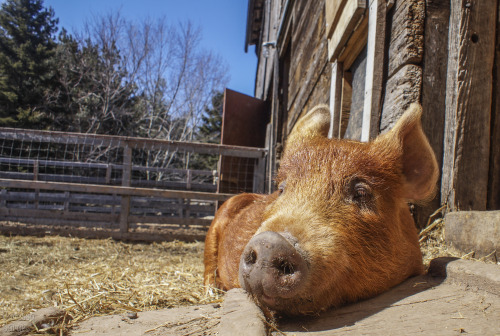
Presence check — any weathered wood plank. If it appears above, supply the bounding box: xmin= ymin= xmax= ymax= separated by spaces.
xmin=0 ymin=207 xmax=120 ymax=223
xmin=441 ymin=0 xmax=496 ymax=211
xmin=287 ymin=0 xmax=330 ymax=134
xmin=328 ymin=61 xmax=344 ymax=139
xmin=361 ymin=0 xmax=386 ymax=141
xmin=0 ymin=127 xmax=267 ymax=158
xmin=339 ymin=15 xmax=368 ymax=70
xmin=325 ymin=0 xmax=348 ymax=39
xmin=380 ymin=64 xmax=422 ymax=133
xmin=413 ymin=0 xmax=450 ymax=228
xmin=0 ymin=178 xmax=236 ymax=201
xmin=328 ymin=0 xmax=367 ymax=62
xmin=488 ymin=5 xmax=500 ymax=210
xmin=387 ymin=0 xmax=425 ymax=77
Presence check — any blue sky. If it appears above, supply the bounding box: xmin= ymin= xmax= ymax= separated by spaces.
xmin=43 ymin=0 xmax=258 ymax=97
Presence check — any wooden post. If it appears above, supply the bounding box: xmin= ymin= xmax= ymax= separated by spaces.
xmin=414 ymin=0 xmax=450 ymax=228
xmin=33 ymin=160 xmax=39 ymax=209
xmin=329 ymin=60 xmax=344 ymax=139
xmin=63 ymin=191 xmax=70 ymax=214
xmin=361 ymin=0 xmax=386 ymax=142
xmin=186 ymin=169 xmax=192 ymax=190
xmin=253 ymin=155 xmax=266 ymax=193
xmin=489 ymin=4 xmax=500 ymax=210
xmin=0 ymin=188 xmax=6 ymax=207
xmin=441 ymin=0 xmax=496 ymax=211
xmin=105 ymin=164 xmax=112 ymax=184
xmin=119 ymin=145 xmax=132 ymax=233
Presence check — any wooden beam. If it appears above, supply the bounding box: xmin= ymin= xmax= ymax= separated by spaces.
xmin=328 ymin=0 xmax=367 ymax=62
xmin=120 ymin=146 xmax=132 ymax=233
xmin=441 ymin=0 xmax=496 ymax=211
xmin=361 ymin=0 xmax=386 ymax=142
xmin=325 ymin=0 xmax=348 ymax=39
xmin=0 ymin=127 xmax=267 ymax=158
xmin=413 ymin=0 xmax=450 ymax=228
xmin=339 ymin=15 xmax=368 ymax=70
xmin=0 ymin=179 xmax=235 ymax=202
xmin=329 ymin=60 xmax=344 ymax=139
xmin=489 ymin=3 xmax=500 ymax=210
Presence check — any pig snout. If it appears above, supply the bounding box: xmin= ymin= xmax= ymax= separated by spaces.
xmin=238 ymin=231 xmax=308 ymax=307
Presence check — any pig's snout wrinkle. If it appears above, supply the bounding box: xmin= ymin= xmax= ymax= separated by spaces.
xmin=239 ymin=231 xmax=308 ymax=307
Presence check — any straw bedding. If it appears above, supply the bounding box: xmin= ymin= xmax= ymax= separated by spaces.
xmin=0 ymin=216 xmax=493 ymax=334
xmin=0 ymin=231 xmax=222 ymax=332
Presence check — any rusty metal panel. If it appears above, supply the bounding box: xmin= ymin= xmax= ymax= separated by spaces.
xmin=218 ymin=89 xmax=269 ymax=194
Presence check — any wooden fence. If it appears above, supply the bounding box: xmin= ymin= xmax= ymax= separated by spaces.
xmin=0 ymin=128 xmax=267 ymax=241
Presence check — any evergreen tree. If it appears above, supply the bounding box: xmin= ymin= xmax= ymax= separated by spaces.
xmin=0 ymin=0 xmax=58 ymax=128
xmin=190 ymin=91 xmax=224 ymax=170
xmin=197 ymin=91 xmax=223 ymax=144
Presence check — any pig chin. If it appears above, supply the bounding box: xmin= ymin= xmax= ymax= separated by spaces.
xmin=238 ymin=231 xmax=310 ymax=311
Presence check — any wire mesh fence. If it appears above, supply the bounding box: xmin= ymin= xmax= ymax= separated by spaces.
xmin=0 ymin=127 xmax=267 ymax=241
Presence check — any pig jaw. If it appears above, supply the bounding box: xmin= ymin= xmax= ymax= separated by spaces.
xmin=238 ymin=231 xmax=310 ymax=311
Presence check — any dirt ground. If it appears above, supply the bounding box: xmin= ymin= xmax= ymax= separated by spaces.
xmin=0 ymin=232 xmax=222 ymax=333
xmin=0 ymin=217 xmax=496 ymax=335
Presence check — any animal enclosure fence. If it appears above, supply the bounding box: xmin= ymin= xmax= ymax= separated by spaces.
xmin=0 ymin=128 xmax=267 ymax=241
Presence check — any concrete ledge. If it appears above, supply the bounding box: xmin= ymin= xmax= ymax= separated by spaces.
xmin=445 ymin=210 xmax=500 ymax=260
xmin=428 ymin=257 xmax=500 ymax=296
xmin=219 ymin=288 xmax=266 ymax=336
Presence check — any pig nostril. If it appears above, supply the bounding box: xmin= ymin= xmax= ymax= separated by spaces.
xmin=245 ymin=250 xmax=257 ymax=265
xmin=276 ymin=259 xmax=295 ymax=275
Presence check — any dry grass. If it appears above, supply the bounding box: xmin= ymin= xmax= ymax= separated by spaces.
xmin=0 ymin=233 xmax=223 ymax=332
xmin=1 ymin=213 xmax=496 ymax=334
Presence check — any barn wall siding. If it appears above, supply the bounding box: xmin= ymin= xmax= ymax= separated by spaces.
xmin=248 ymin=0 xmax=499 ymax=217
xmin=286 ymin=0 xmax=330 ymax=132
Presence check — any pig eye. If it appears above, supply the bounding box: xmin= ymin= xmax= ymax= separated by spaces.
xmin=278 ymin=181 xmax=286 ymax=194
xmin=349 ymin=180 xmax=373 ymax=206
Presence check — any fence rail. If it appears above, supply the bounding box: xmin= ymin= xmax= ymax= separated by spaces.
xmin=0 ymin=127 xmax=268 ymax=241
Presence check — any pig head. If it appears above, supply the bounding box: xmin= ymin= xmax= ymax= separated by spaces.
xmin=204 ymin=103 xmax=439 ymax=316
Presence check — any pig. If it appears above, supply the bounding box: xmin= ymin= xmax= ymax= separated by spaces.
xmin=204 ymin=103 xmax=439 ymax=316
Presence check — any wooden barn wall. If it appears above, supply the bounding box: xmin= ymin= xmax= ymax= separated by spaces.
xmin=284 ymin=0 xmax=330 ymax=138
xmin=252 ymin=0 xmax=499 ymax=216
xmin=490 ymin=5 xmax=500 ymax=210
xmin=419 ymin=0 xmax=450 ymax=224
xmin=380 ymin=0 xmax=425 ymax=132
xmin=255 ymin=0 xmax=283 ymax=101
xmin=441 ymin=0 xmax=497 ymax=212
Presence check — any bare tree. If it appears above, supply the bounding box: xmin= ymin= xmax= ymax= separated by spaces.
xmin=51 ymin=12 xmax=228 ymax=174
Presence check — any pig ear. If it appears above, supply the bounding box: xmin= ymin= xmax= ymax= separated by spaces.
xmin=376 ymin=103 xmax=439 ymax=202
xmin=287 ymin=105 xmax=330 ymax=145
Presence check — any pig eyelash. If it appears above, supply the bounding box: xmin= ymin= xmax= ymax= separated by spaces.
xmin=348 ymin=179 xmax=373 ymax=207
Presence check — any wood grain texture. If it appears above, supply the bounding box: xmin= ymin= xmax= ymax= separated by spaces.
xmin=328 ymin=0 xmax=367 ymax=61
xmin=325 ymin=0 xmax=348 ymax=39
xmin=387 ymin=0 xmax=425 ymax=77
xmin=488 ymin=4 xmax=500 ymax=210
xmin=441 ymin=0 xmax=496 ymax=211
xmin=413 ymin=0 xmax=450 ymax=228
xmin=328 ymin=61 xmax=344 ymax=139
xmin=361 ymin=0 xmax=386 ymax=141
xmin=380 ymin=64 xmax=422 ymax=133
xmin=286 ymin=0 xmax=330 ymax=132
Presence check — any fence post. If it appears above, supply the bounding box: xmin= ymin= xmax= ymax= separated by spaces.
xmin=253 ymin=154 xmax=266 ymax=194
xmin=33 ymin=160 xmax=39 ymax=209
xmin=120 ymin=145 xmax=132 ymax=233
xmin=186 ymin=169 xmax=192 ymax=190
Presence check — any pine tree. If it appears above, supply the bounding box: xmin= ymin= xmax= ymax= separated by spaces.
xmin=0 ymin=0 xmax=58 ymax=128
xmin=189 ymin=91 xmax=224 ymax=171
xmin=197 ymin=91 xmax=223 ymax=144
